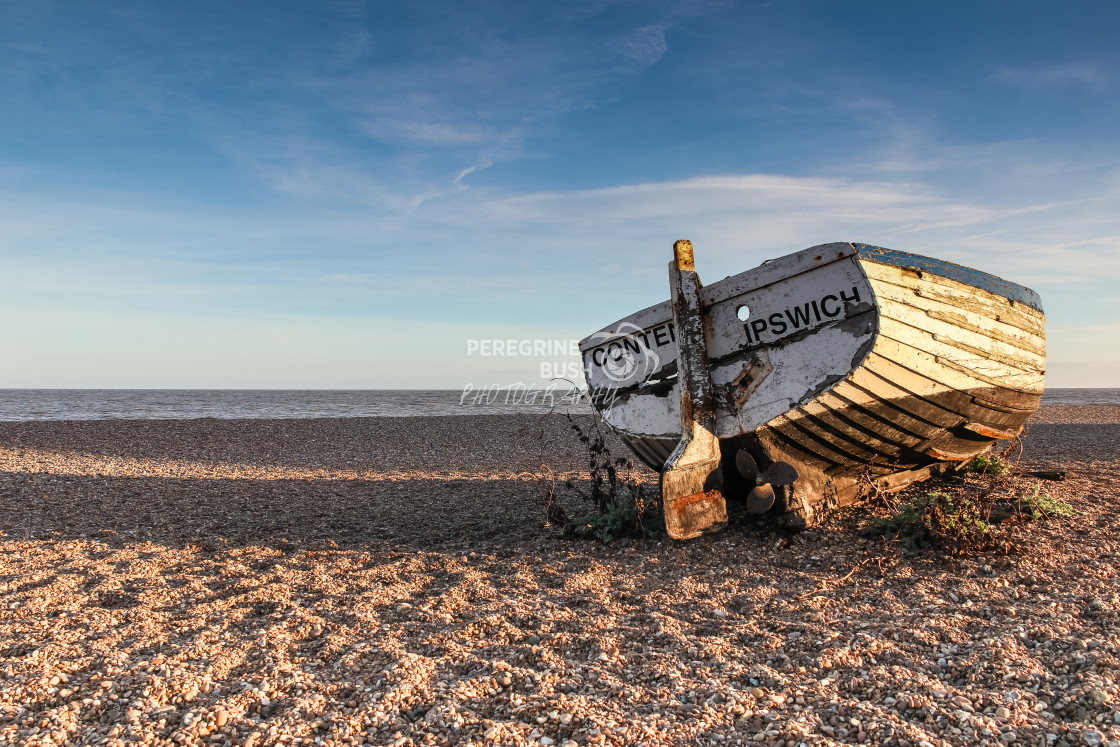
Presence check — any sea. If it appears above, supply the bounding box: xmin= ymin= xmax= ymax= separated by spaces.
xmin=0 ymin=388 xmax=1115 ymax=422
xmin=0 ymin=389 xmax=593 ymax=421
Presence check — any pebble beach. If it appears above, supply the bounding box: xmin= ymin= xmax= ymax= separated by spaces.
xmin=1 ymin=406 xmax=1119 ymax=747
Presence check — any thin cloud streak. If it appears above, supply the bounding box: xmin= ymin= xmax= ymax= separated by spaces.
xmin=6 ymin=168 xmax=1118 ymax=289
xmin=991 ymin=62 xmax=1106 ymax=89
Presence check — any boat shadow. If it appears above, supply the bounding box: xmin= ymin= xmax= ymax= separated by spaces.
xmin=0 ymin=413 xmax=641 ymax=551
xmin=0 ymin=420 xmax=1110 ymax=552
xmin=0 ymin=471 xmax=569 ymax=551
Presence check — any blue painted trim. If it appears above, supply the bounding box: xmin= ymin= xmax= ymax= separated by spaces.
xmin=854 ymin=244 xmax=1044 ymax=313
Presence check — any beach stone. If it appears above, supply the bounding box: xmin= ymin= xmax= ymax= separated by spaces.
xmin=1084 ymin=731 xmax=1103 ymax=747
xmin=5 ymin=410 xmax=1120 ymax=747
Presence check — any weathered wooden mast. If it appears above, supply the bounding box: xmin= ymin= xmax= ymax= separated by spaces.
xmin=660 ymin=240 xmax=728 ymax=539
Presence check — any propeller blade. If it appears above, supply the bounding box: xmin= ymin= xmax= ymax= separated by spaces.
xmin=746 ymin=483 xmax=776 ymax=514
xmin=763 ymin=461 xmax=799 ymax=486
xmin=735 ymin=450 xmax=760 ymax=484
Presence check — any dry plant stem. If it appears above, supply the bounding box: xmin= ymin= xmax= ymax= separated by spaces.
xmin=537 ymin=464 xmax=559 ymax=527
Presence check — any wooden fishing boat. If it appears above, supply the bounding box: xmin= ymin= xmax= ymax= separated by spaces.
xmin=579 ymin=241 xmax=1045 ymax=538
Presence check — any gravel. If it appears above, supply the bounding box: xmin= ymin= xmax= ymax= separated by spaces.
xmin=0 ymin=406 xmax=1117 ymax=746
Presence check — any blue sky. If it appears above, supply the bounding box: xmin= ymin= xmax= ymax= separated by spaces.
xmin=1 ymin=0 xmax=1117 ymax=388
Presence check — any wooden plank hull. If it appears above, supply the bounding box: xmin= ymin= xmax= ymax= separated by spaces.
xmin=579 ymin=242 xmax=1045 ymax=526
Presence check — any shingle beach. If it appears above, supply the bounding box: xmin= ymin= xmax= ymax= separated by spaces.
xmin=0 ymin=406 xmax=1118 ymax=747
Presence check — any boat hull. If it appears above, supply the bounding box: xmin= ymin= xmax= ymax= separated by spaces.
xmin=579 ymin=242 xmax=1045 ymax=525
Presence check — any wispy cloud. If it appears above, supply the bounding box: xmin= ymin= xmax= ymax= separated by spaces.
xmin=990 ymin=62 xmax=1105 ymax=89
xmin=615 ymin=24 xmax=670 ymax=68
xmin=452 ymin=159 xmax=492 ymax=188
xmin=316 ymin=5 xmax=723 ymax=163
xmin=3 ymin=161 xmax=1118 ymax=385
xmin=360 ymin=118 xmax=499 ymax=147
xmin=10 ymin=162 xmax=1115 ymax=286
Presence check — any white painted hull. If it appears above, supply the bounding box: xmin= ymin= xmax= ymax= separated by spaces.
xmin=579 ymin=242 xmax=1045 ymax=525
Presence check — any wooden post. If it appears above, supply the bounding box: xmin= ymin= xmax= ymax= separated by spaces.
xmin=660 ymin=240 xmax=727 ymax=540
